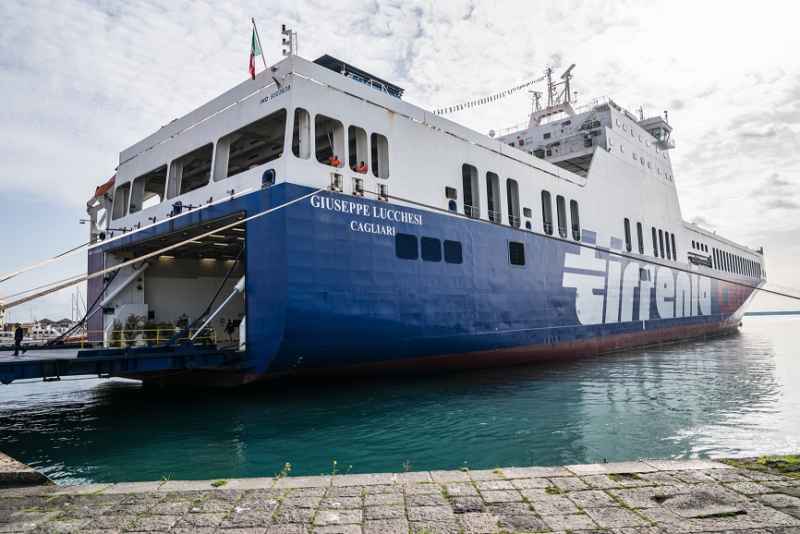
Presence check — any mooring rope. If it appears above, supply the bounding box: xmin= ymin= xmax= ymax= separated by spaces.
xmin=0 ymin=188 xmax=324 ymax=311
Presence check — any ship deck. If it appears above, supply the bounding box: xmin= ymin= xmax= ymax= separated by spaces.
xmin=0 ymin=344 xmax=243 ymax=385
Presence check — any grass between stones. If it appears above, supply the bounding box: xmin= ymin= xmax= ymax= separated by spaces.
xmin=723 ymin=454 xmax=800 ymax=478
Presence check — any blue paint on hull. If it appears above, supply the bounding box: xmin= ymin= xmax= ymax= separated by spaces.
xmin=97 ymin=183 xmax=755 ymax=383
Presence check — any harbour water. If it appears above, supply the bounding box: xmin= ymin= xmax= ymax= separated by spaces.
xmin=1 ymin=316 xmax=798 ymax=486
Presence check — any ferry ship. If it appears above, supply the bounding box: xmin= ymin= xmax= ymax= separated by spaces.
xmin=82 ymin=52 xmax=766 ymax=386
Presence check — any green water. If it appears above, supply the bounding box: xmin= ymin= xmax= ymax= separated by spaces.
xmin=1 ymin=316 xmax=798 ymax=485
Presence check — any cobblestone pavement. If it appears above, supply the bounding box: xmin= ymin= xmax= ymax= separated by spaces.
xmin=2 ymin=459 xmax=800 ymax=533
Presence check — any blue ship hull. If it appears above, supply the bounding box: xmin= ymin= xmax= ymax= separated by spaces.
xmin=98 ymin=183 xmax=755 ymax=385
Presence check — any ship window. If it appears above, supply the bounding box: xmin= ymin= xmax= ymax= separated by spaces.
xmin=692 ymin=240 xmax=696 ymax=249
xmin=652 ymin=227 xmax=658 ymax=257
xmin=570 ymin=200 xmax=581 ymax=241
xmin=348 ymin=126 xmax=368 ymax=171
xmin=112 ymin=182 xmax=130 ymax=220
xmin=443 ymin=240 xmax=463 ymax=264
xmin=509 ymin=241 xmax=525 ymax=266
xmin=462 ymin=164 xmax=480 ymax=218
xmin=216 ymin=109 xmax=287 ymax=181
xmin=556 ymin=195 xmax=568 ymax=238
xmin=636 ymin=222 xmax=644 ymax=254
xmin=658 ymin=229 xmax=665 ymax=258
xmin=445 ymin=186 xmax=457 ymax=200
xmin=671 ymin=233 xmax=677 ymax=260
xmin=486 ymin=172 xmax=501 ymax=223
xmin=129 ymin=165 xmax=167 ymax=214
xmin=315 ymin=114 xmax=345 ymax=166
xmin=371 ymin=133 xmax=390 ymax=178
xmin=624 ymin=218 xmax=632 ymax=252
xmin=713 ymin=249 xmax=717 ymax=269
xmin=291 ymin=108 xmax=311 ymax=159
xmin=395 ymin=233 xmax=418 ymax=260
xmin=421 ymin=237 xmax=442 ymax=262
xmin=665 ymin=232 xmax=672 ymax=260
xmin=541 ymin=191 xmax=553 ymax=235
xmin=167 ymin=143 xmax=213 ymax=198
xmin=543 ymin=132 xmax=551 ymax=139
xmin=506 ymin=178 xmax=520 ymax=228
xmin=523 ymin=207 xmax=532 ymax=218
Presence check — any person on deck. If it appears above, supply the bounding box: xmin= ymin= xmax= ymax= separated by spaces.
xmin=354 ymin=161 xmax=368 ymax=174
xmin=327 ymin=154 xmax=342 ymax=168
xmin=13 ymin=324 xmax=26 ymax=357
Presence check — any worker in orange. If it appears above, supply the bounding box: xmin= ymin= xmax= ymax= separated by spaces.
xmin=327 ymin=154 xmax=342 ymax=167
xmin=354 ymin=161 xmax=368 ymax=173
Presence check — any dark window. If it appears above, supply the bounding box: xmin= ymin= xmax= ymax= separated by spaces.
xmin=556 ymin=195 xmax=567 ymax=238
xmin=505 ymin=178 xmax=520 ymax=227
xmin=421 ymin=237 xmax=442 ymax=262
xmin=636 ymin=222 xmax=644 ymax=254
xmin=658 ymin=229 xmax=665 ymax=258
xmin=523 ymin=207 xmax=532 ymax=218
xmin=395 ymin=233 xmax=418 ymax=260
xmin=692 ymin=240 xmax=696 ymax=249
xmin=570 ymin=200 xmax=581 ymax=241
xmin=445 ymin=186 xmax=457 ymax=200
xmin=462 ymin=164 xmax=479 ymax=218
xmin=652 ymin=227 xmax=658 ymax=257
xmin=541 ymin=191 xmax=553 ymax=235
xmin=486 ymin=172 xmax=501 ymax=223
xmin=543 ymin=132 xmax=551 ymax=139
xmin=713 ymin=249 xmax=717 ymax=269
xmin=443 ymin=240 xmax=463 ymax=264
xmin=671 ymin=233 xmax=677 ymax=260
xmin=665 ymin=233 xmax=672 ymax=260
xmin=218 ymin=109 xmax=287 ymax=181
xmin=509 ymin=241 xmax=525 ymax=266
xmin=371 ymin=133 xmax=390 ymax=178
xmin=624 ymin=218 xmax=632 ymax=252
xmin=292 ymin=108 xmax=311 ymax=159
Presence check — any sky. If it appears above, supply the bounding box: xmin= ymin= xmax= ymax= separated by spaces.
xmin=0 ymin=0 xmax=799 ymax=321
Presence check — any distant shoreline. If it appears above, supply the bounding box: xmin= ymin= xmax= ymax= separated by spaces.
xmin=745 ymin=310 xmax=800 ymax=316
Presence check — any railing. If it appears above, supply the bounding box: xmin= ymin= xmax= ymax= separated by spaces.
xmin=487 ymin=210 xmax=501 ymax=223
xmin=105 ymin=327 xmax=218 ymax=348
xmin=464 ymin=205 xmax=480 ymax=218
xmin=508 ymin=215 xmax=521 ymax=228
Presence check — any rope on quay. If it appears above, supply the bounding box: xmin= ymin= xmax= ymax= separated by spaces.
xmin=0 ymin=188 xmax=324 ymax=311
xmin=0 ymin=187 xmax=255 ymax=286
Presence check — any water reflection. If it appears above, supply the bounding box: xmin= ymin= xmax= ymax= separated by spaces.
xmin=0 ymin=317 xmax=796 ymax=485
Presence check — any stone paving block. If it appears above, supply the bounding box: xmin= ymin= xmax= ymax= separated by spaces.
xmin=101 ymin=481 xmax=165 ymax=494
xmin=430 ymin=470 xmax=470 ymax=483
xmin=397 ymin=471 xmax=432 ymax=484
xmin=496 ymin=511 xmax=550 ymax=532
xmin=219 ymin=509 xmax=275 ymax=528
xmin=636 ymin=471 xmax=683 ymax=485
xmin=726 ymin=481 xmax=775 ymax=495
xmin=407 ymin=506 xmax=456 ymax=522
xmin=739 ymin=469 xmax=791 ymax=482
xmin=541 ymin=512 xmax=598 ymax=530
xmin=567 ymin=461 xmax=657 ymax=476
xmin=479 ymin=490 xmax=523 ymax=504
xmin=273 ymin=507 xmax=315 ymax=524
xmin=362 ymin=518 xmax=409 ymax=534
xmin=509 ymin=477 xmax=550 ymax=490
xmin=129 ymin=514 xmax=181 ymax=531
xmin=172 ymin=512 xmax=226 ymax=528
xmin=580 ymin=474 xmax=627 ymax=489
xmin=312 ymin=525 xmax=362 ymax=534
xmin=363 ymin=492 xmax=402 ymax=506
xmin=449 ymin=496 xmax=485 ymax=513
xmin=403 ymin=482 xmax=441 ymax=495
xmin=327 ymin=486 xmax=366 ymax=498
xmin=549 ymin=476 xmax=590 ymax=491
xmin=474 ymin=480 xmax=514 ymax=491
xmin=264 ymin=525 xmax=309 ymax=534
xmin=282 ymin=496 xmax=323 ymax=509
xmin=457 ymin=511 xmax=499 ymax=533
xmin=363 ymin=505 xmax=404 ymax=520
xmin=584 ymin=506 xmax=649 ymax=528
xmin=84 ymin=513 xmax=139 ymax=530
xmin=409 ymin=520 xmax=460 ymax=534
xmin=759 ymin=493 xmax=800 ymax=508
xmin=332 ymin=473 xmax=397 ymax=487
xmin=314 ymin=509 xmax=362 ymax=526
xmin=501 ymin=466 xmax=571 ymax=479
xmin=147 ymin=499 xmax=193 ymax=515
xmin=529 ymin=495 xmax=580 ymax=515
xmin=320 ymin=496 xmax=362 ymax=509
xmin=362 ymin=484 xmax=401 ymax=495
xmin=706 ymin=468 xmax=757 ymax=483
xmin=608 ymin=485 xmax=688 ymax=509
xmin=407 ymin=493 xmax=448 ymax=507
xmin=666 ymin=469 xmax=718 ymax=484
xmin=485 ymin=502 xmax=532 ymax=515
xmin=275 ymin=476 xmax=332 ymax=489
xmin=467 ymin=469 xmax=505 ymax=481
xmin=445 ymin=482 xmax=479 ymax=496
xmin=644 ymin=459 xmax=732 ymax=471
xmin=567 ymin=489 xmax=619 ymax=508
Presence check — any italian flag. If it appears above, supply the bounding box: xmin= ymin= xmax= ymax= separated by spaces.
xmin=249 ymin=27 xmax=261 ymax=80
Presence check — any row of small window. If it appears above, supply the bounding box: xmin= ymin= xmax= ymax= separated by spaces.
xmin=395 ymin=234 xmax=463 ymax=264
xmin=713 ymin=248 xmax=761 ymax=279
xmin=291 ymin=108 xmax=389 ymax=178
xmin=607 ymin=138 xmax=673 ymax=181
xmin=110 ymin=107 xmax=391 ymax=221
xmin=455 ymin=165 xmax=581 ymax=240
xmin=691 ymin=240 xmax=708 ymax=253
xmin=623 ymin=219 xmax=678 ymax=261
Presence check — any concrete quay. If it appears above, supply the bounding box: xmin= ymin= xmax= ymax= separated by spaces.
xmin=2 ymin=454 xmax=800 ymax=533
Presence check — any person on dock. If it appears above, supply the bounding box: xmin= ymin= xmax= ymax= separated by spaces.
xmin=13 ymin=324 xmax=26 ymax=357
